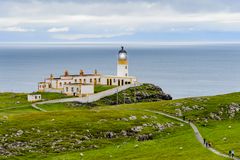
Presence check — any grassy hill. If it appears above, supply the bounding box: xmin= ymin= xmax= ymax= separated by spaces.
xmin=1 ymin=86 xmax=240 ymax=159
xmin=0 ymin=106 xmax=225 ymax=160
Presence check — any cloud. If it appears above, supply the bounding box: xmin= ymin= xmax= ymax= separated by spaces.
xmin=0 ymin=1 xmax=240 ymax=33
xmin=1 ymin=0 xmax=240 ymax=41
xmin=52 ymin=32 xmax=134 ymax=40
xmin=0 ymin=26 xmax=35 ymax=32
xmin=47 ymin=27 xmax=69 ymax=33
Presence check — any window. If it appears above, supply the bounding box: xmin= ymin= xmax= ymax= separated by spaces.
xmin=80 ymin=79 xmax=82 ymax=83
xmin=75 ymin=79 xmax=77 ymax=83
xmin=77 ymin=88 xmax=79 ymax=92
xmin=90 ymin=79 xmax=92 ymax=83
xmin=113 ymin=79 xmax=116 ymax=83
xmin=35 ymin=96 xmax=37 ymax=99
xmin=98 ymin=78 xmax=101 ymax=83
xmin=71 ymin=87 xmax=74 ymax=92
xmin=64 ymin=82 xmax=67 ymax=85
xmin=59 ymin=82 xmax=62 ymax=87
xmin=125 ymin=73 xmax=128 ymax=76
xmin=66 ymin=87 xmax=68 ymax=92
xmin=125 ymin=66 xmax=127 ymax=69
xmin=84 ymin=79 xmax=86 ymax=83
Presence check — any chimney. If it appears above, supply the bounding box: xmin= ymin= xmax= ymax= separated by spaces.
xmin=64 ymin=70 xmax=69 ymax=76
xmin=50 ymin=74 xmax=54 ymax=79
xmin=80 ymin=70 xmax=84 ymax=76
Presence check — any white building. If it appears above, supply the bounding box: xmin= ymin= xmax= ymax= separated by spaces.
xmin=27 ymin=94 xmax=41 ymax=102
xmin=63 ymin=83 xmax=94 ymax=96
xmin=38 ymin=46 xmax=137 ymax=96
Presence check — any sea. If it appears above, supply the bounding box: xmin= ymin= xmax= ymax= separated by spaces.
xmin=1 ymin=43 xmax=240 ymax=99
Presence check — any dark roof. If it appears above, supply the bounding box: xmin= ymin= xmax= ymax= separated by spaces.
xmin=64 ymin=83 xmax=93 ymax=86
xmin=60 ymin=74 xmax=101 ymax=77
xmin=118 ymin=46 xmax=127 ymax=54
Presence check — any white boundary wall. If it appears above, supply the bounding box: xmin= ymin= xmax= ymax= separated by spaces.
xmin=36 ymin=83 xmax=141 ymax=105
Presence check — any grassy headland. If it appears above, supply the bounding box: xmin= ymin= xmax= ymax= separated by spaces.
xmin=1 ymin=84 xmax=239 ymax=159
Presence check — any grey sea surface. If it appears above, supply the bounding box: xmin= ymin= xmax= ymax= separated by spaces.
xmin=0 ymin=44 xmax=240 ymax=99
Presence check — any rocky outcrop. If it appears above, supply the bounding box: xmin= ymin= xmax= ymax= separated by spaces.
xmin=95 ymin=83 xmax=172 ymax=105
xmin=227 ymin=103 xmax=240 ymax=119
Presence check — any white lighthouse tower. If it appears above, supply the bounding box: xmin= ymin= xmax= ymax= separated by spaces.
xmin=117 ymin=46 xmax=128 ymax=77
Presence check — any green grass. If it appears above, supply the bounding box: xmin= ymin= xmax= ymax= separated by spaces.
xmin=0 ymin=106 xmax=225 ymax=160
xmin=33 ymin=92 xmax=240 ymax=159
xmin=94 ymin=85 xmax=116 ymax=93
xmin=0 ymin=92 xmax=71 ymax=115
xmin=198 ymin=120 xmax=240 ymax=157
xmin=2 ymin=90 xmax=240 ymax=159
xmin=43 ymin=127 xmax=226 ymax=160
xmin=0 ymin=92 xmax=31 ymax=109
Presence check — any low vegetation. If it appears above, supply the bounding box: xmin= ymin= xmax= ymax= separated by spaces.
xmin=1 ymin=85 xmax=240 ymax=159
xmin=0 ymin=92 xmax=70 ymax=110
xmin=0 ymin=107 xmax=225 ymax=160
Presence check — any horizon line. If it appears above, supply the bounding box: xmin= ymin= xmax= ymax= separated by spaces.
xmin=1 ymin=41 xmax=240 ymax=46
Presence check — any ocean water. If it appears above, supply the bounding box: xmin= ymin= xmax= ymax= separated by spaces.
xmin=0 ymin=44 xmax=240 ymax=99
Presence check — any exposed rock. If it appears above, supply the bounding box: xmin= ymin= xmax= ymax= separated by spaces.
xmin=98 ymin=119 xmax=107 ymax=122
xmin=121 ymin=130 xmax=127 ymax=136
xmin=137 ymin=134 xmax=153 ymax=141
xmin=227 ymin=103 xmax=240 ymax=119
xmin=209 ymin=112 xmax=222 ymax=120
xmin=15 ymin=130 xmax=24 ymax=137
xmin=181 ymin=105 xmax=204 ymax=113
xmin=2 ymin=116 xmax=8 ymax=120
xmin=105 ymin=132 xmax=114 ymax=139
xmin=174 ymin=103 xmax=182 ymax=107
xmin=81 ymin=136 xmax=90 ymax=140
xmin=129 ymin=115 xmax=137 ymax=120
xmin=131 ymin=126 xmax=143 ymax=133
xmin=94 ymin=83 xmax=172 ymax=106
xmin=134 ymin=144 xmax=139 ymax=148
xmin=119 ymin=117 xmax=129 ymax=121
xmin=175 ymin=108 xmax=182 ymax=116
xmin=154 ymin=123 xmax=165 ymax=131
xmin=182 ymin=106 xmax=192 ymax=112
xmin=141 ymin=115 xmax=149 ymax=119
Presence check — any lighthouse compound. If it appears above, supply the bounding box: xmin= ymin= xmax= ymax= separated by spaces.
xmin=38 ymin=47 xmax=137 ymax=97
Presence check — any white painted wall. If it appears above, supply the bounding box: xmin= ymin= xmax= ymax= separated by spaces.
xmin=117 ymin=64 xmax=128 ymax=77
xmin=81 ymin=85 xmax=94 ymax=95
xmin=28 ymin=95 xmax=41 ymax=102
xmin=36 ymin=83 xmax=141 ymax=104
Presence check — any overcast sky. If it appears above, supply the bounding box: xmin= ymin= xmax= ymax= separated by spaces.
xmin=1 ymin=0 xmax=240 ymax=43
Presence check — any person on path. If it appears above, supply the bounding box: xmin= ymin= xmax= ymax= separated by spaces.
xmin=205 ymin=142 xmax=208 ymax=148
xmin=183 ymin=116 xmax=185 ymax=121
xmin=229 ymin=150 xmax=232 ymax=157
xmin=231 ymin=150 xmax=234 ymax=158
xmin=203 ymin=138 xmax=206 ymax=144
xmin=208 ymin=142 xmax=212 ymax=148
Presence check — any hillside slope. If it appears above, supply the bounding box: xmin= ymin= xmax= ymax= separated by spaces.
xmin=1 ymin=87 xmax=240 ymax=159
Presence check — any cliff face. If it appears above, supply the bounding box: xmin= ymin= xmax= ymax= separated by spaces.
xmin=95 ymin=83 xmax=172 ymax=105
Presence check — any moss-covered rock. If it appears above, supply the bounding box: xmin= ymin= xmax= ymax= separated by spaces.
xmin=94 ymin=83 xmax=172 ymax=106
